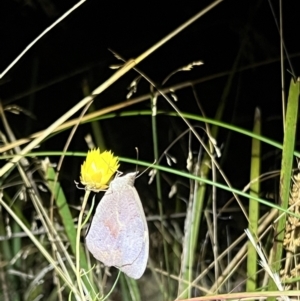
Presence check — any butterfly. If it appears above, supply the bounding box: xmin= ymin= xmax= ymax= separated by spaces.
xmin=86 ymin=172 xmax=149 ymax=279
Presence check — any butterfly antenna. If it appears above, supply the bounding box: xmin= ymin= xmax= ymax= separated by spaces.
xmin=135 ymin=147 xmax=139 ymax=175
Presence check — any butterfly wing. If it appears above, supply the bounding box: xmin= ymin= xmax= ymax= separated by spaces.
xmin=118 ymin=184 xmax=149 ymax=279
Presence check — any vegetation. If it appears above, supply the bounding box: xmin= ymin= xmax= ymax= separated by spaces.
xmin=0 ymin=1 xmax=299 ymax=300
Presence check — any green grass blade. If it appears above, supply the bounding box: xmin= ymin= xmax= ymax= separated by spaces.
xmin=82 ymin=80 xmax=107 ymax=150
xmin=246 ymin=108 xmax=261 ymax=292
xmin=268 ymin=78 xmax=299 ymax=297
xmin=45 ymin=163 xmax=97 ymax=297
xmin=151 ymin=95 xmax=171 ymax=296
xmin=178 ymin=50 xmax=243 ymax=297
xmin=46 ymin=166 xmax=88 ymax=267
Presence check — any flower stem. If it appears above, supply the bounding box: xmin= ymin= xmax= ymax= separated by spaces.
xmin=76 ymin=189 xmax=91 ymax=299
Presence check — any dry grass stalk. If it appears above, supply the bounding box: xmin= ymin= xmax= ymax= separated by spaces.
xmin=281 ymin=172 xmax=300 ymax=290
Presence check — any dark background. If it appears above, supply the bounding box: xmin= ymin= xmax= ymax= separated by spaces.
xmin=0 ymin=0 xmax=300 ymax=204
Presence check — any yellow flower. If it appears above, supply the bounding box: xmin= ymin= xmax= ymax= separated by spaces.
xmin=80 ymin=148 xmax=120 ymax=191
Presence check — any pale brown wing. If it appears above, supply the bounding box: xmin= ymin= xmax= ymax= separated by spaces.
xmin=118 ymin=185 xmax=149 ymax=279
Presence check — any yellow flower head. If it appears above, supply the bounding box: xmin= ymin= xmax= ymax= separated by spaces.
xmin=80 ymin=148 xmax=120 ymax=191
